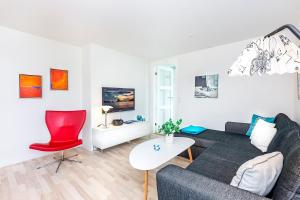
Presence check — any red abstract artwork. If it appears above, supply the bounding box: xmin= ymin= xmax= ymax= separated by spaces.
xmin=19 ymin=74 xmax=42 ymax=98
xmin=50 ymin=68 xmax=68 ymax=90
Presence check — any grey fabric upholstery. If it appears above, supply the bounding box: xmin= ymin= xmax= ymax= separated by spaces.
xmin=274 ymin=113 xmax=298 ymax=130
xmin=157 ymin=165 xmax=269 ymax=200
xmin=222 ymin=132 xmax=261 ymax=154
xmin=267 ymin=126 xmax=295 ymax=153
xmin=157 ymin=113 xmax=300 ymax=200
xmin=175 ymin=127 xmax=252 ymax=148
xmin=187 ymin=143 xmax=261 ymax=184
xmin=271 ymin=127 xmax=300 ymax=199
xmin=272 ymin=146 xmax=300 ymax=200
xmin=175 ymin=129 xmax=227 ymax=148
xmin=175 ymin=127 xmax=259 ymax=158
xmin=225 ymin=121 xmax=250 ymax=135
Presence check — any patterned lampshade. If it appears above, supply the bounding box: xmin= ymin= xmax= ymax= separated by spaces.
xmin=227 ymin=34 xmax=300 ymax=76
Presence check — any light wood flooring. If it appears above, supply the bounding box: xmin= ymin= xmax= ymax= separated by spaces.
xmin=0 ymin=137 xmax=190 ymax=200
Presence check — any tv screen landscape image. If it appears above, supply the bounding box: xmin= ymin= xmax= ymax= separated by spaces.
xmin=102 ymin=87 xmax=135 ymax=112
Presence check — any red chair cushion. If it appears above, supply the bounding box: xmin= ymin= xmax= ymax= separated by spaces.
xmin=29 ymin=139 xmax=82 ymax=152
xmin=45 ymin=111 xmax=86 ymax=143
xmin=29 ymin=110 xmax=86 ymax=152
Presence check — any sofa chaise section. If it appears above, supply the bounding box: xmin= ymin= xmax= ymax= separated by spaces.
xmin=176 ymin=121 xmax=259 ymax=159
xmin=157 ymin=113 xmax=300 ymax=200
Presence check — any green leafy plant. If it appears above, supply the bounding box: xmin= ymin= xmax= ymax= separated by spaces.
xmin=159 ymin=119 xmax=183 ymax=136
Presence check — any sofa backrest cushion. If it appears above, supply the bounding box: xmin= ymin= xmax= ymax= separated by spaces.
xmin=225 ymin=121 xmax=250 ymax=135
xmin=274 ymin=113 xmax=297 ymax=131
xmin=267 ymin=126 xmax=295 ymax=153
xmin=269 ymin=113 xmax=299 ymax=157
xmin=263 ymin=113 xmax=300 ymax=199
xmin=272 ymin=145 xmax=300 ymax=199
xmin=268 ymin=113 xmax=298 ymax=154
xmin=270 ymin=125 xmax=300 ymax=199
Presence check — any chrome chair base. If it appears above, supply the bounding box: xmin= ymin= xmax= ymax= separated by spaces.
xmin=37 ymin=151 xmax=81 ymax=173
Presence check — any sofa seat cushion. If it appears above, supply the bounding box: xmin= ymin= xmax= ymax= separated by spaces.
xmin=187 ymin=148 xmax=239 ymax=184
xmin=223 ymin=132 xmax=263 ymax=154
xmin=187 ymin=143 xmax=262 ymax=184
xmin=175 ymin=129 xmax=230 ymax=148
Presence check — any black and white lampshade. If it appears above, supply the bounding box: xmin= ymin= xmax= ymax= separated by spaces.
xmin=227 ymin=34 xmax=300 ymax=76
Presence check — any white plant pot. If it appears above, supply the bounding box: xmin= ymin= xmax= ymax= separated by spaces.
xmin=165 ymin=134 xmax=174 ymax=144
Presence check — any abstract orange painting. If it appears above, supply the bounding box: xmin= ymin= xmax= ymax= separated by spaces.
xmin=19 ymin=74 xmax=42 ymax=98
xmin=50 ymin=68 xmax=68 ymax=90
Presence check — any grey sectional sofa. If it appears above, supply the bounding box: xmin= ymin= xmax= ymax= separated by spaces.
xmin=156 ymin=113 xmax=300 ymax=200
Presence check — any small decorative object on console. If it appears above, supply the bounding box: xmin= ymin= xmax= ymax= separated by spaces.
xmin=159 ymin=119 xmax=182 ymax=144
xmin=124 ymin=120 xmax=138 ymax=124
xmin=112 ymin=119 xmax=124 ymax=126
xmin=137 ymin=115 xmax=145 ymax=121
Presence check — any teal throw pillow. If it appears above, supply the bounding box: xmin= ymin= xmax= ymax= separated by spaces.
xmin=246 ymin=114 xmax=275 ymax=137
xmin=181 ymin=125 xmax=207 ymax=135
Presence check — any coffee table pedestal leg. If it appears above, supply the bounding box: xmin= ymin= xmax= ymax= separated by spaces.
xmin=144 ymin=170 xmax=148 ymax=200
xmin=188 ymin=147 xmax=193 ymax=163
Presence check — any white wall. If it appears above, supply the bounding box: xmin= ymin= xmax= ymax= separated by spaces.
xmin=0 ymin=27 xmax=150 ymax=166
xmin=81 ymin=44 xmax=150 ymax=150
xmin=0 ymin=26 xmax=82 ymax=167
xmin=153 ymin=39 xmax=297 ymax=130
xmin=81 ymin=45 xmax=93 ymax=150
xmin=2 ymin=24 xmax=298 ymax=167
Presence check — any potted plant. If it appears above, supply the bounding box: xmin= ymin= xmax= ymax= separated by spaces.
xmin=159 ymin=119 xmax=182 ymax=144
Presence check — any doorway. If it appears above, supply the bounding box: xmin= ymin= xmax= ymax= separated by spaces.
xmin=153 ymin=65 xmax=176 ymax=132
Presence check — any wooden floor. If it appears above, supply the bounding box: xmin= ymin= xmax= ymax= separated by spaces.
xmin=0 ymin=137 xmax=190 ymax=200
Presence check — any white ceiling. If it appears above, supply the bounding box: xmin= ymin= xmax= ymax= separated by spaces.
xmin=0 ymin=0 xmax=299 ymax=59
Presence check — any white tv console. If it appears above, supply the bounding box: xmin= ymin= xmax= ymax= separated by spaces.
xmin=92 ymin=121 xmax=152 ymax=150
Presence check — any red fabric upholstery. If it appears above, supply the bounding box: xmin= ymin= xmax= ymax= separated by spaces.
xmin=29 ymin=110 xmax=86 ymax=152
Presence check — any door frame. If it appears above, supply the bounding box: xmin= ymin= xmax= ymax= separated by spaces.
xmin=152 ymin=64 xmax=177 ymax=133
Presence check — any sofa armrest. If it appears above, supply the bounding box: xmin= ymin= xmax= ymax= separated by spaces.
xmin=157 ymin=165 xmax=269 ymax=200
xmin=225 ymin=122 xmax=250 ymax=135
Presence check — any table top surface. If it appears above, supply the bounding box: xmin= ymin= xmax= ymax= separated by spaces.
xmin=129 ymin=137 xmax=195 ymax=170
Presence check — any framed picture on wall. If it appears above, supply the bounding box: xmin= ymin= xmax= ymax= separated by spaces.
xmin=19 ymin=74 xmax=42 ymax=98
xmin=50 ymin=68 xmax=68 ymax=90
xmin=195 ymin=74 xmax=219 ymax=98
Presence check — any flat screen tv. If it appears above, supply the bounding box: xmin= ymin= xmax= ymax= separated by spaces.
xmin=102 ymin=87 xmax=135 ymax=112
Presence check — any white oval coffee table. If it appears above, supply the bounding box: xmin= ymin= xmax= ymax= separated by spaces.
xmin=129 ymin=137 xmax=195 ymax=200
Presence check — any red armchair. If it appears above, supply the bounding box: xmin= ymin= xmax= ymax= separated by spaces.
xmin=30 ymin=110 xmax=86 ymax=172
